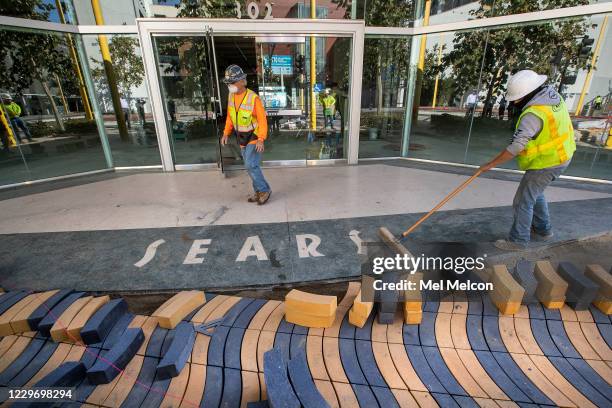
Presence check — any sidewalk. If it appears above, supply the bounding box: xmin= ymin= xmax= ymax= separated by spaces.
xmin=0 ymin=163 xmax=611 ymax=291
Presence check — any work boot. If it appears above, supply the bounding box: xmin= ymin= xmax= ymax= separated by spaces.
xmin=531 ymin=226 xmax=554 ymax=241
xmin=247 ymin=192 xmax=260 ymax=203
xmin=257 ymin=191 xmax=271 ymax=205
xmin=494 ymin=239 xmax=527 ymax=251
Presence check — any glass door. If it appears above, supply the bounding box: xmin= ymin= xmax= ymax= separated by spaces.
xmin=138 ymin=19 xmax=364 ymax=170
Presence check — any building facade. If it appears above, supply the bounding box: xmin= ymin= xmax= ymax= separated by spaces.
xmin=0 ymin=0 xmax=611 ymax=187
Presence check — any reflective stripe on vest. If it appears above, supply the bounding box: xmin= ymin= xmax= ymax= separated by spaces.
xmin=515 ymin=100 xmax=576 ymax=171
xmin=227 ymin=89 xmax=258 ymax=134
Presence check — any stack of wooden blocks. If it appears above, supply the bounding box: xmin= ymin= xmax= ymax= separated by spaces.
xmin=285 ymin=289 xmax=337 ymax=328
xmin=403 ymin=272 xmax=423 ymax=324
xmin=490 ymin=265 xmax=525 ymax=315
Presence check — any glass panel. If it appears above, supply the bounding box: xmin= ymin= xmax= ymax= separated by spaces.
xmin=152 ymin=34 xmax=352 ymax=166
xmin=0 ymin=0 xmax=77 ymax=24
xmin=81 ymin=34 xmax=161 ymax=167
xmin=409 ymin=29 xmax=487 ymax=163
xmin=0 ymin=26 xmax=107 ymax=185
xmin=359 ymin=36 xmax=412 ymax=158
xmin=365 ymin=0 xmax=415 ymax=26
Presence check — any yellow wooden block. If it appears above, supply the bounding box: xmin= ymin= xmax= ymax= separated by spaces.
xmin=404 ymin=310 xmax=422 ymax=325
xmin=594 ymin=300 xmax=612 ymax=315
xmin=285 ymin=310 xmax=335 ymax=328
xmin=9 ymin=290 xmax=59 ymax=334
xmin=404 ymin=301 xmax=422 ymax=312
xmin=0 ymin=293 xmax=39 ymax=336
xmin=50 ymin=296 xmax=93 ymax=342
xmin=152 ymin=290 xmax=205 ymax=329
xmin=348 ymin=308 xmax=368 ymax=328
xmin=66 ymin=295 xmax=110 ymax=343
xmin=494 ymin=301 xmax=522 ymax=315
xmin=585 ymin=264 xmax=611 ymax=309
xmin=542 ymin=299 xmax=565 ymax=309
xmin=534 ymin=261 xmax=568 ymax=304
xmin=351 ymin=290 xmax=373 ymax=318
xmin=285 ymin=290 xmax=337 ymax=317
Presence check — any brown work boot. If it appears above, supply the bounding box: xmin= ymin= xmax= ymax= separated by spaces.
xmin=257 ymin=191 xmax=271 ymax=205
xmin=247 ymin=192 xmax=260 ymax=203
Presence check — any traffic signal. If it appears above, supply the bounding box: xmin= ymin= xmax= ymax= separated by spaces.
xmin=295 ymin=55 xmax=305 ymax=75
xmin=579 ymin=36 xmax=594 ymax=58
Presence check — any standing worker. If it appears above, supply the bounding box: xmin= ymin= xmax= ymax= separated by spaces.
xmin=2 ymin=94 xmax=32 ymax=143
xmin=221 ymin=64 xmax=272 ymax=205
xmin=593 ymin=95 xmax=602 ymax=111
xmin=320 ymin=88 xmax=336 ymax=130
xmin=479 ymin=70 xmax=575 ymax=250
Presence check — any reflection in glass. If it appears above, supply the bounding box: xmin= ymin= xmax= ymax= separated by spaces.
xmin=82 ymin=34 xmax=161 ymax=167
xmin=0 ymin=27 xmax=107 ymax=186
xmin=153 ymin=34 xmax=351 ymax=165
xmin=359 ymin=37 xmax=412 ymax=158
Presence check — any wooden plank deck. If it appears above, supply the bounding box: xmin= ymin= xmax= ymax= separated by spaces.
xmin=0 ymin=285 xmax=610 ymax=407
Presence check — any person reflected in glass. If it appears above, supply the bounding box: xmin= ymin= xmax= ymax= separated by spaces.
xmin=478 ymin=70 xmax=575 ymax=251
xmin=593 ymin=95 xmax=602 ymax=111
xmin=2 ymin=94 xmax=32 ymax=143
xmin=136 ymin=99 xmax=146 ymax=126
xmin=319 ymin=88 xmax=336 ymax=130
xmin=498 ymin=96 xmax=507 ymax=120
xmin=221 ymin=65 xmax=272 ymax=205
xmin=120 ymin=97 xmax=131 ymax=130
xmin=465 ymin=90 xmax=478 ymax=118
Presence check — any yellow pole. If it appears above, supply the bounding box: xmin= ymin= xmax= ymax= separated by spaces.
xmin=56 ymin=0 xmax=94 ymax=121
xmin=431 ymin=35 xmax=443 ymax=108
xmin=575 ymin=15 xmax=608 ymax=116
xmin=0 ymin=105 xmax=16 ymax=147
xmin=411 ymin=0 xmax=432 ymax=120
xmin=55 ymin=73 xmax=70 ymax=114
xmin=91 ymin=0 xmax=128 ymax=141
xmin=310 ymin=0 xmax=317 ymax=130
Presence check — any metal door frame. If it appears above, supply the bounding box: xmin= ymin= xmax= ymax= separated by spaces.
xmin=136 ymin=18 xmax=365 ymax=171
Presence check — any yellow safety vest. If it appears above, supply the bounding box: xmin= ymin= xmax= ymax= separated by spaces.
xmin=227 ymin=89 xmax=259 ymax=136
xmin=516 ymin=99 xmax=575 ymax=171
xmin=321 ymin=95 xmax=336 ymax=115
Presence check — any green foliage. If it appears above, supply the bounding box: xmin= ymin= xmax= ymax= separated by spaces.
xmin=90 ymin=36 xmax=144 ymax=96
xmin=28 ymin=120 xmax=54 ymax=138
xmin=28 ymin=118 xmax=97 ymax=138
xmin=444 ymin=0 xmax=590 ymax=104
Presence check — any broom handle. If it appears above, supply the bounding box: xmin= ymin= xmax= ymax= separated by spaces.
xmin=401 ymin=169 xmax=483 ymax=238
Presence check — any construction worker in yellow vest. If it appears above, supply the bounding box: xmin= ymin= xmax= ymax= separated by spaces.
xmin=319 ymin=88 xmax=336 ymax=130
xmin=221 ymin=65 xmax=271 ymax=205
xmin=2 ymin=94 xmax=32 ymax=143
xmin=479 ymin=70 xmax=575 ymax=251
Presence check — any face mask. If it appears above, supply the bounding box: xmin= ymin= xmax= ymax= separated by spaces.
xmin=228 ymin=84 xmax=238 ymax=93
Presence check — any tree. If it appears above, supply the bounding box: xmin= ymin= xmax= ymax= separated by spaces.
xmin=0 ymin=0 xmax=74 ymax=131
xmin=90 ymin=36 xmax=144 ymax=105
xmin=443 ymin=0 xmax=590 ymax=111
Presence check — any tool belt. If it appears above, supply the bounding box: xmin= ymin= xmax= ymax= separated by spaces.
xmin=236 ymin=130 xmax=258 ymax=146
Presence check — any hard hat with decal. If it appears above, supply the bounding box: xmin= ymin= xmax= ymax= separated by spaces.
xmin=223 ymin=64 xmax=247 ymax=84
xmin=505 ymin=70 xmax=547 ymax=102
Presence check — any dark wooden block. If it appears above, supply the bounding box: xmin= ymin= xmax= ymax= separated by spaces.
xmin=513 ymin=260 xmax=537 ymax=302
xmin=371 ymin=386 xmax=400 ymax=408
xmin=289 ymin=333 xmax=307 ymax=360
xmin=288 ymin=351 xmax=330 ymax=408
xmin=0 ymin=291 xmax=28 ymax=315
xmin=220 ymin=298 xmax=255 ymax=327
xmin=80 ymin=298 xmax=128 ymax=345
xmin=529 ymin=319 xmax=562 ymax=357
xmin=119 ymin=356 xmax=158 ymax=408
xmin=418 ymin=311 xmax=437 ymax=347
xmin=466 ymin=315 xmax=488 ymax=351
xmin=351 ymin=384 xmax=379 ymax=407
xmin=263 ymin=348 xmax=300 ymax=408
xmin=101 ymin=312 xmax=134 ymax=350
xmin=207 ymin=325 xmax=230 ymax=367
xmin=27 ymin=289 xmax=72 ymax=330
xmin=548 ymin=356 xmax=610 ymax=407
xmin=377 ymin=311 xmax=394 ymax=324
xmin=338 ymin=338 xmax=367 ymax=385
xmin=247 ymin=402 xmax=269 ymax=408
xmin=491 ymin=351 xmax=554 ymax=405
xmin=565 ymin=357 xmax=612 ymax=401
xmin=0 ymin=338 xmax=46 ymax=386
xmin=86 ymin=327 xmax=144 ymax=384
xmin=355 ymin=339 xmax=386 ymax=387
xmin=482 ymin=315 xmax=505 ymax=352
xmin=224 ymin=327 xmax=245 ymax=370
xmin=557 ymin=261 xmax=599 ymax=310
xmin=156 ymin=321 xmax=195 ymax=379
xmin=546 ymin=320 xmax=581 ymax=358
xmin=232 ymin=298 xmax=267 ymax=328
xmin=37 ymin=292 xmax=86 ymax=337
xmin=404 ymin=345 xmax=445 ymax=393
xmin=273 ymin=332 xmax=291 ymax=363
xmin=7 ymin=340 xmax=58 ymax=387
xmin=432 ymin=393 xmax=460 ymax=408
xmin=422 ymin=345 xmax=467 ymax=396
xmin=201 ymin=365 xmax=223 ymax=408
xmin=35 ymin=361 xmax=85 ymax=387
xmin=473 ymin=350 xmax=531 ymax=403
xmin=220 ymin=367 xmax=242 ymax=407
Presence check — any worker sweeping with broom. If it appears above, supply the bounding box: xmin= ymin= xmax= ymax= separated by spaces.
xmin=479 ymin=70 xmax=576 ymax=250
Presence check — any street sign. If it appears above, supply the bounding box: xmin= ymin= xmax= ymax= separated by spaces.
xmin=263 ymin=55 xmax=293 ymax=74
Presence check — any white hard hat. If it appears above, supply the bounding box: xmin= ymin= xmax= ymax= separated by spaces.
xmin=505 ymin=70 xmax=547 ymax=101
xmin=1 ymin=93 xmax=12 ymax=100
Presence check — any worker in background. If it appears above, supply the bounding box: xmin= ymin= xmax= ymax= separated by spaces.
xmin=479 ymin=70 xmax=575 ymax=251
xmin=593 ymin=95 xmax=602 ymax=111
xmin=320 ymin=88 xmax=336 ymax=130
xmin=120 ymin=97 xmax=131 ymax=129
xmin=2 ymin=94 xmax=32 ymax=143
xmin=498 ymin=96 xmax=507 ymax=120
xmin=221 ymin=64 xmax=271 ymax=205
xmin=465 ymin=90 xmax=478 ymax=118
